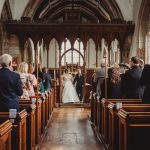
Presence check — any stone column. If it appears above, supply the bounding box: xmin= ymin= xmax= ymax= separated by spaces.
xmin=19 ymin=37 xmax=25 ymax=62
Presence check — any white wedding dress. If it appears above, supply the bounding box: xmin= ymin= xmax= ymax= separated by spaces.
xmin=62 ymin=73 xmax=80 ymax=103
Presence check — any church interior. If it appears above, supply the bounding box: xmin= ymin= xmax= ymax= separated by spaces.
xmin=0 ymin=0 xmax=150 ymax=150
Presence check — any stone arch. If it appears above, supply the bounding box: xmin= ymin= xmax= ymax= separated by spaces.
xmin=138 ymin=0 xmax=150 ymax=63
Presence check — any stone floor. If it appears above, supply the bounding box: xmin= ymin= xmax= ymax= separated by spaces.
xmin=38 ymin=108 xmax=105 ymax=150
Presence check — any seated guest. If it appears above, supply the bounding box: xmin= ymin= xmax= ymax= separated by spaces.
xmin=18 ymin=62 xmax=34 ymax=98
xmin=28 ymin=64 xmax=37 ymax=96
xmin=42 ymin=67 xmax=52 ymax=91
xmin=124 ymin=56 xmax=144 ymax=98
xmin=0 ymin=54 xmax=23 ymax=112
xmin=119 ymin=63 xmax=130 ymax=97
xmin=101 ymin=66 xmax=121 ymax=99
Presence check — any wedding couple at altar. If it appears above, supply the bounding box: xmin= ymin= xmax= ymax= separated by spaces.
xmin=62 ymin=68 xmax=84 ymax=103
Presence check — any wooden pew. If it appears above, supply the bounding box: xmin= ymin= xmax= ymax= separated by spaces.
xmin=40 ymin=94 xmax=46 ymax=134
xmin=0 ymin=120 xmax=12 ymax=150
xmin=31 ymin=96 xmax=42 ymax=145
xmin=19 ymin=99 xmax=36 ymax=150
xmin=108 ymin=103 xmax=146 ymax=150
xmin=118 ymin=105 xmax=150 ymax=150
xmin=53 ymin=80 xmax=57 ymax=106
xmin=50 ymin=90 xmax=54 ymax=112
xmin=90 ymin=93 xmax=97 ymax=123
xmin=0 ymin=110 xmax=27 ymax=150
xmin=101 ymin=99 xmax=142 ymax=148
xmin=48 ymin=91 xmax=52 ymax=116
xmin=45 ymin=92 xmax=49 ymax=125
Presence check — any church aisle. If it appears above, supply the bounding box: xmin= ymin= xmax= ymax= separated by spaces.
xmin=38 ymin=108 xmax=105 ymax=150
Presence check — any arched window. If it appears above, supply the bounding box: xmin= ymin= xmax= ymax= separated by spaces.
xmin=61 ymin=38 xmax=84 ymax=66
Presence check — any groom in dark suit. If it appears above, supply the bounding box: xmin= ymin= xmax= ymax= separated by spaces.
xmin=73 ymin=68 xmax=84 ymax=102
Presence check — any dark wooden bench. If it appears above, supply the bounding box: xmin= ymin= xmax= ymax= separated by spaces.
xmin=40 ymin=95 xmax=46 ymax=134
xmin=101 ymin=99 xmax=142 ymax=147
xmin=44 ymin=92 xmax=49 ymax=125
xmin=0 ymin=110 xmax=27 ymax=150
xmin=90 ymin=93 xmax=97 ymax=123
xmin=118 ymin=105 xmax=150 ymax=150
xmin=0 ymin=120 xmax=12 ymax=150
xmin=108 ymin=103 xmax=149 ymax=150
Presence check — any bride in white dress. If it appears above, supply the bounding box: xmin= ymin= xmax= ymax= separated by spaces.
xmin=62 ymin=69 xmax=80 ymax=103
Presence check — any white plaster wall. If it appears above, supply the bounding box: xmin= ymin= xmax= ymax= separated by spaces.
xmin=13 ymin=0 xmax=29 ymax=19
xmin=9 ymin=0 xmax=15 ymax=17
xmin=0 ymin=0 xmax=6 ymax=17
xmin=115 ymin=0 xmax=134 ymax=21
xmin=130 ymin=0 xmax=143 ymax=57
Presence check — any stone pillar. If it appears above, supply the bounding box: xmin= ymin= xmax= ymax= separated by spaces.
xmin=19 ymin=37 xmax=25 ymax=62
xmin=108 ymin=43 xmax=111 ymax=66
xmin=83 ymin=42 xmax=87 ymax=103
xmin=58 ymin=45 xmax=62 ymax=105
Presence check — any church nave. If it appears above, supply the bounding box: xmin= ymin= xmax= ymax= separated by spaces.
xmin=38 ymin=108 xmax=105 ymax=150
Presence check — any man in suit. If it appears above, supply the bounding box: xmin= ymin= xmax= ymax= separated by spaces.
xmin=140 ymin=64 xmax=150 ymax=103
xmin=0 ymin=54 xmax=23 ymax=112
xmin=124 ymin=56 xmax=144 ymax=99
xmin=93 ymin=59 xmax=107 ymax=97
xmin=73 ymin=68 xmax=84 ymax=102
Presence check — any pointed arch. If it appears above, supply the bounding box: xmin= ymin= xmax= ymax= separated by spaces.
xmin=49 ymin=38 xmax=59 ymax=68
xmin=24 ymin=38 xmax=35 ymax=64
xmin=86 ymin=38 xmax=96 ymax=68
